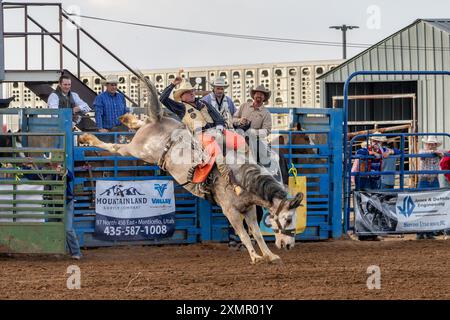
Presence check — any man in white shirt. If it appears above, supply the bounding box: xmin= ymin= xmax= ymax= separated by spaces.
xmin=201 ymin=77 xmax=236 ymax=129
xmin=47 ymin=75 xmax=91 ymax=128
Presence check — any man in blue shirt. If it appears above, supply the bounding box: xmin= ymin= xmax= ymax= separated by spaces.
xmin=94 ymin=75 xmax=130 ymax=142
xmin=380 ymin=142 xmax=401 ymax=190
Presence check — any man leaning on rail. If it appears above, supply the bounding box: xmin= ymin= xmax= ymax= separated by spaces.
xmin=47 ymin=75 xmax=92 ymax=130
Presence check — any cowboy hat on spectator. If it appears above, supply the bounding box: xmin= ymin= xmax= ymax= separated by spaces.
xmin=101 ymin=75 xmax=120 ymax=85
xmin=210 ymin=77 xmax=229 ymax=88
xmin=370 ymin=132 xmax=388 ymax=143
xmin=422 ymin=135 xmax=442 ymax=146
xmin=173 ymin=82 xmax=195 ymax=102
xmin=250 ymin=85 xmax=271 ymax=102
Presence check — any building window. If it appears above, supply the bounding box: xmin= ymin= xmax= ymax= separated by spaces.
xmin=302 ymin=68 xmax=310 ymax=76
xmin=289 ymin=68 xmax=297 ymax=76
xmin=261 ymin=70 xmax=269 ymax=77
xmin=246 ymin=70 xmax=253 ymax=78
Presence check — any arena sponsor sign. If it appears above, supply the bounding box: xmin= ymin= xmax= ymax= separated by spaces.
xmin=355 ymin=190 xmax=450 ymax=234
xmin=95 ymin=180 xmax=175 ymax=241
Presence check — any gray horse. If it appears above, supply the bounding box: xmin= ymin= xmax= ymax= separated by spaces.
xmin=79 ymin=78 xmax=303 ymax=264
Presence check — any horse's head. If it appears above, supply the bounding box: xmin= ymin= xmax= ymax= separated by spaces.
xmin=267 ymin=192 xmax=303 ymax=250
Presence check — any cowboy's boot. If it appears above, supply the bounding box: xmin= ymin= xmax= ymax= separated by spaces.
xmin=186 ymin=165 xmax=211 ymax=195
xmin=217 ymin=163 xmax=242 ymax=196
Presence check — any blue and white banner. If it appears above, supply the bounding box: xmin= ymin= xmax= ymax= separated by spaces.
xmin=355 ymin=190 xmax=450 ymax=234
xmin=95 ymin=180 xmax=176 ymax=241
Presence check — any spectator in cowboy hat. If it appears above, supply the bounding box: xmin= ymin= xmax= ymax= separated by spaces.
xmin=229 ymin=85 xmax=273 ymax=248
xmin=352 ymin=132 xmax=390 ymax=191
xmin=418 ymin=135 xmax=445 ymax=190
xmin=94 ymin=75 xmax=130 ymax=142
xmin=201 ymin=77 xmax=236 ymax=129
xmin=416 ymin=135 xmax=445 ymax=240
xmin=233 ymin=85 xmax=272 ymax=135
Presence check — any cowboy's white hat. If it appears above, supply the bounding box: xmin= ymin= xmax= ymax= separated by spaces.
xmin=210 ymin=77 xmax=229 ymax=88
xmin=101 ymin=75 xmax=120 ymax=85
xmin=250 ymin=85 xmax=271 ymax=102
xmin=370 ymin=132 xmax=388 ymax=142
xmin=422 ymin=135 xmax=442 ymax=145
xmin=173 ymin=82 xmax=195 ymax=102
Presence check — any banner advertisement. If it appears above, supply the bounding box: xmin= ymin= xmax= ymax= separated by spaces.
xmin=355 ymin=190 xmax=450 ymax=234
xmin=95 ymin=180 xmax=176 ymax=241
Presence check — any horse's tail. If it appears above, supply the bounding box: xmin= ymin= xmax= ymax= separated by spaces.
xmin=135 ymin=70 xmax=163 ymax=122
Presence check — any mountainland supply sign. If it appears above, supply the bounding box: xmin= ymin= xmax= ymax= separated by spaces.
xmin=354 ymin=190 xmax=450 ymax=235
xmin=95 ymin=180 xmax=175 ymax=241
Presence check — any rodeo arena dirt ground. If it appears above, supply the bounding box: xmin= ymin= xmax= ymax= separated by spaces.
xmin=2 ymin=236 xmax=450 ymax=300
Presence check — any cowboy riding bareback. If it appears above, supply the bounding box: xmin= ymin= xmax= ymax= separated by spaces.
xmin=158 ymin=74 xmax=247 ymax=196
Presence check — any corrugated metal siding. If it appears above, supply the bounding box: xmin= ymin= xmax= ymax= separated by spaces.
xmin=321 ymin=20 xmax=450 ymax=82
xmin=321 ymin=19 xmax=450 ymax=147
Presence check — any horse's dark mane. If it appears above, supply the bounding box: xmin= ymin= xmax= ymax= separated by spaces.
xmin=238 ymin=164 xmax=287 ymax=203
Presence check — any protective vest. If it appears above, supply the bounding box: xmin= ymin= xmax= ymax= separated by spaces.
xmin=53 ymin=86 xmax=76 ymax=109
xmin=209 ymin=93 xmax=234 ymax=129
xmin=182 ymin=102 xmax=215 ymax=134
xmin=52 ymin=86 xmax=82 ymax=125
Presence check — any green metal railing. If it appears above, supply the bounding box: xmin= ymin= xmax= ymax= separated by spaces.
xmin=0 ymin=111 xmax=69 ymax=254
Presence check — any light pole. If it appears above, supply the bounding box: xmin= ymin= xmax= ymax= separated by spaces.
xmin=329 ymin=24 xmax=359 ymax=59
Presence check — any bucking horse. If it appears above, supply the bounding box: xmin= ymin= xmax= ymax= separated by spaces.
xmin=78 ymin=77 xmax=303 ymax=264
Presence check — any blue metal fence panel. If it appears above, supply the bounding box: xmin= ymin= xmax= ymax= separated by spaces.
xmin=208 ymin=107 xmax=343 ymax=241
xmin=70 ymin=132 xmax=200 ymax=247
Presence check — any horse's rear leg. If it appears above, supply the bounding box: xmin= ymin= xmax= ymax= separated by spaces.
xmin=224 ymin=208 xmax=264 ymax=265
xmin=79 ymin=134 xmax=132 ymax=156
xmin=244 ymin=206 xmax=281 ymax=264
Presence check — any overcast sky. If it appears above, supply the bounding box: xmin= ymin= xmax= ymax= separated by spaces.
xmin=3 ymin=0 xmax=450 ymax=71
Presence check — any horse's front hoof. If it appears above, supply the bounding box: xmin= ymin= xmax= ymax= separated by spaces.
xmin=79 ymin=133 xmax=100 ymax=146
xmin=78 ymin=133 xmax=94 ymax=145
xmin=268 ymin=255 xmax=282 ymax=265
xmin=250 ymin=255 xmax=264 ymax=265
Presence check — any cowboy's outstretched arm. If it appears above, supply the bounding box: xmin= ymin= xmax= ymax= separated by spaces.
xmin=159 ymin=83 xmax=186 ymax=119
